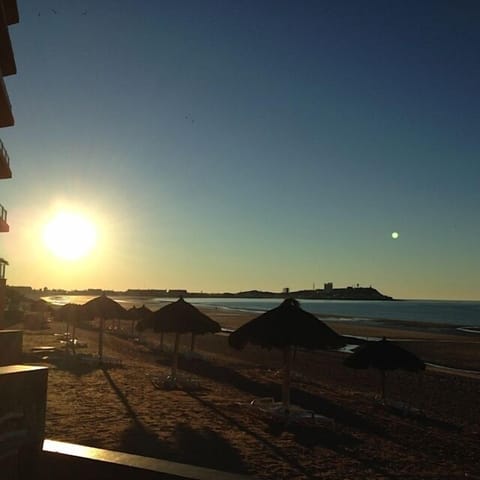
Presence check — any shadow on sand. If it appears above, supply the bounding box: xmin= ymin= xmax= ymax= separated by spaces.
xmin=22 ymin=351 xmax=117 ymax=376
xmin=102 ymin=368 xmax=248 ymax=474
xmin=155 ymin=353 xmax=385 ymax=435
xmin=186 ymin=389 xmax=317 ymax=477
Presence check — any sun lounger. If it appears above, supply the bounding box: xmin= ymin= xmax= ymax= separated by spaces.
xmin=30 ymin=346 xmax=63 ymax=359
xmin=182 ymin=350 xmax=204 ymax=360
xmin=381 ymin=399 xmax=423 ymax=417
xmin=30 ymin=346 xmax=57 ymax=353
xmin=59 ymin=339 xmax=88 ymax=348
xmin=53 ymin=332 xmax=73 ymax=341
xmin=149 ymin=373 xmax=201 ymax=391
xmin=250 ymin=397 xmax=335 ymax=428
xmin=76 ymin=354 xmax=123 ymax=367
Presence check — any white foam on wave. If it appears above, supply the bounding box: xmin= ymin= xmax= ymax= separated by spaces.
xmin=457 ymin=327 xmax=480 ymax=334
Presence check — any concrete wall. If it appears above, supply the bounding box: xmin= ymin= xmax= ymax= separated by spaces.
xmin=0 ymin=328 xmax=22 ymax=365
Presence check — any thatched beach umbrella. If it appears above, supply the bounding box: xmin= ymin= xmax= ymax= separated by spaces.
xmin=152 ymin=297 xmax=220 ymax=379
xmin=55 ymin=303 xmax=87 ymax=352
xmin=55 ymin=303 xmax=79 ymax=331
xmin=30 ymin=298 xmax=50 ymax=313
xmin=343 ymin=337 xmax=425 ymax=400
xmin=229 ymin=298 xmax=345 ymax=412
xmin=83 ymin=295 xmax=128 ymax=361
xmin=129 ymin=305 xmax=153 ymax=336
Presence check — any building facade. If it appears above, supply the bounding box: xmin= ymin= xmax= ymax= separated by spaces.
xmin=0 ymin=0 xmax=19 ymax=323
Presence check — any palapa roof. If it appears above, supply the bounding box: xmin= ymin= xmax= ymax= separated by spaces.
xmin=228 ymin=298 xmax=345 ymax=350
xmin=129 ymin=305 xmax=154 ymax=331
xmin=344 ymin=337 xmax=425 ymax=372
xmin=55 ymin=303 xmax=88 ymax=323
xmin=152 ymin=297 xmax=220 ymax=334
xmin=128 ymin=304 xmax=153 ymax=320
xmin=83 ymin=295 xmax=128 ymax=320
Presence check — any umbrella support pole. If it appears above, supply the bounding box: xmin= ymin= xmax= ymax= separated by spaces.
xmin=381 ymin=370 xmax=386 ymax=401
xmin=72 ymin=324 xmax=77 ymax=355
xmin=172 ymin=333 xmax=181 ymax=380
xmin=282 ymin=346 xmax=293 ymax=413
xmin=98 ymin=317 xmax=104 ymax=363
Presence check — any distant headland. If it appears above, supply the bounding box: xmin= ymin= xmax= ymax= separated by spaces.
xmin=10 ymin=283 xmax=394 ymax=301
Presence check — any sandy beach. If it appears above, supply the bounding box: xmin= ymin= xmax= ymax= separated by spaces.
xmin=18 ymin=307 xmax=480 ymax=479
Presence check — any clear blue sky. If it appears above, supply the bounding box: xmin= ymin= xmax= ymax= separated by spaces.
xmin=2 ymin=0 xmax=479 ymax=299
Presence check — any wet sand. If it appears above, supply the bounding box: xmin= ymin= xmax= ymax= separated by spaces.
xmin=18 ymin=309 xmax=480 ymax=479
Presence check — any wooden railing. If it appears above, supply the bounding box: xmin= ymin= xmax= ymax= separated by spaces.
xmin=0 ymin=139 xmax=10 ymax=168
xmin=0 ymin=259 xmax=6 ymax=279
xmin=0 ymin=204 xmax=7 ymax=223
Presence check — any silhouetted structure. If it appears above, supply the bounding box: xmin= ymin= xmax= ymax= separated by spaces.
xmin=344 ymin=337 xmax=425 ymax=400
xmin=152 ymin=298 xmax=220 ymax=381
xmin=0 ymin=0 xmax=18 ymax=324
xmin=83 ymin=295 xmax=128 ymax=362
xmin=229 ymin=298 xmax=345 ymax=411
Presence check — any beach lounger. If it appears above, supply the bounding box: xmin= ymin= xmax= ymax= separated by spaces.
xmin=381 ymin=399 xmax=423 ymax=418
xmin=30 ymin=346 xmax=57 ymax=353
xmin=149 ymin=373 xmax=201 ymax=391
xmin=30 ymin=345 xmax=64 ymax=359
xmin=250 ymin=397 xmax=335 ymax=428
xmin=182 ymin=350 xmax=204 ymax=360
xmin=76 ymin=354 xmax=123 ymax=367
xmin=59 ymin=339 xmax=88 ymax=348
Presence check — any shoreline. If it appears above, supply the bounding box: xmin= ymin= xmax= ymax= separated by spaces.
xmin=39 ymin=294 xmax=480 ymax=330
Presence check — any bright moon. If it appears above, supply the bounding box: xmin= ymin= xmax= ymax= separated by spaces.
xmin=43 ymin=212 xmax=97 ymax=260
xmin=391 ymin=231 xmax=399 ymax=239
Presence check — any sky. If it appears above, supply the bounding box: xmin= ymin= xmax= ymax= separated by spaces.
xmin=1 ymin=0 xmax=479 ymax=299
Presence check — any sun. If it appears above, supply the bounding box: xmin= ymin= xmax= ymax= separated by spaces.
xmin=43 ymin=211 xmax=97 ymax=260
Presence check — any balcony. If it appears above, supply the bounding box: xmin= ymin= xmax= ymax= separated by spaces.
xmin=2 ymin=0 xmax=19 ymax=25
xmin=0 ymin=138 xmax=11 ymax=178
xmin=0 ymin=76 xmax=13 ymax=127
xmin=0 ymin=1 xmax=17 ymax=76
xmin=0 ymin=258 xmax=7 ymax=278
xmin=0 ymin=204 xmax=8 ymax=232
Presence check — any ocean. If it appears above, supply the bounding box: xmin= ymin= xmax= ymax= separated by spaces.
xmin=42 ymin=295 xmax=480 ymax=329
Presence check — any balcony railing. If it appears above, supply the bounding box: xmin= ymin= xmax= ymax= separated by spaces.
xmin=0 ymin=4 xmax=17 ymax=76
xmin=0 ymin=138 xmax=11 ymax=178
xmin=3 ymin=0 xmax=20 ymax=25
xmin=0 ymin=204 xmax=8 ymax=232
xmin=0 ymin=76 xmax=13 ymax=127
xmin=0 ymin=257 xmax=8 ymax=278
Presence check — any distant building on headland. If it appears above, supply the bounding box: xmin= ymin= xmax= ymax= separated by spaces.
xmin=168 ymin=289 xmax=188 ymax=296
xmin=8 ymin=286 xmax=33 ymax=296
xmin=126 ymin=289 xmax=167 ymax=296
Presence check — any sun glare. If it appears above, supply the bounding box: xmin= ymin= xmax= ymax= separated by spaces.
xmin=43 ymin=212 xmax=97 ymax=261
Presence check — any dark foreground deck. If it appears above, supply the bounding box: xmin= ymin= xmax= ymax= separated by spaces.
xmin=37 ymin=439 xmax=255 ymax=480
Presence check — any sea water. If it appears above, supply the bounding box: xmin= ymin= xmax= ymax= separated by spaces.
xmin=42 ymin=295 xmax=480 ymax=329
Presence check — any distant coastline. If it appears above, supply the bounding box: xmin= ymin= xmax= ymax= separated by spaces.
xmin=11 ymin=285 xmax=394 ymax=301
